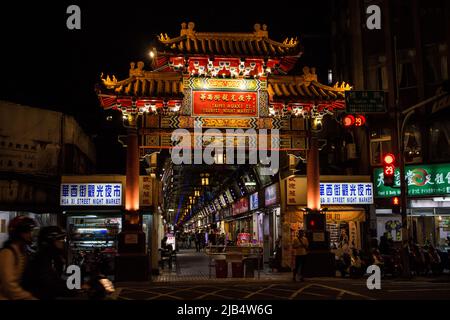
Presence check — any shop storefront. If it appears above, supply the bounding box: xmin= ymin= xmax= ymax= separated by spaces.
xmin=263 ymin=183 xmax=281 ymax=263
xmin=249 ymin=191 xmax=264 ymax=245
xmin=283 ymin=175 xmax=373 ymax=268
xmin=374 ymin=163 xmax=450 ymax=249
xmin=60 ymin=179 xmax=125 ymax=263
xmin=61 ymin=175 xmax=157 ymax=263
xmin=221 ymin=206 xmax=233 ymax=241
xmin=229 ymin=196 xmax=251 ymax=244
xmin=66 ymin=213 xmax=122 ymax=253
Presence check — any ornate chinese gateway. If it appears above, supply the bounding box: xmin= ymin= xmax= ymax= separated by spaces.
xmin=95 ymin=23 xmax=351 ymax=280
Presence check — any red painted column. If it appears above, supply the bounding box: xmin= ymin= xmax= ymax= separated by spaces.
xmin=125 ymin=126 xmax=140 ymax=226
xmin=115 ymin=114 xmax=148 ymax=281
xmin=307 ymin=135 xmax=321 ymax=212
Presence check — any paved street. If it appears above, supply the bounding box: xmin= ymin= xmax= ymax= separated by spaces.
xmin=153 ymin=249 xmax=291 ymax=282
xmin=113 ymin=278 xmax=450 ymax=300
xmin=113 ymin=249 xmax=450 ymax=300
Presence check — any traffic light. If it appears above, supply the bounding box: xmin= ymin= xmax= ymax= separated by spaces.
xmin=383 ymin=153 xmax=396 ymax=187
xmin=342 ymin=114 xmax=355 ymax=128
xmin=392 ymin=196 xmax=401 ymax=214
xmin=354 ymin=115 xmax=366 ymax=127
xmin=342 ymin=114 xmax=366 ymax=128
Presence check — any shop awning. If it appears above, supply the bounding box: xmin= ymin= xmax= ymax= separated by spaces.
xmin=287 ymin=206 xmax=366 ymax=222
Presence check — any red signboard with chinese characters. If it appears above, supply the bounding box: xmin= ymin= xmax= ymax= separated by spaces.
xmin=193 ymin=91 xmax=258 ymax=117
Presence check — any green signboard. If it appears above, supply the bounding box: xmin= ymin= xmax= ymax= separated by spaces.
xmin=345 ymin=91 xmax=387 ymax=113
xmin=374 ymin=163 xmax=450 ymax=198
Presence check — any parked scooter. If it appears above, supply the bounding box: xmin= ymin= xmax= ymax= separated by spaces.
xmin=349 ymin=249 xmax=366 ymax=278
xmin=371 ymin=249 xmax=385 ymax=275
xmin=382 ymin=248 xmax=403 ymax=277
xmin=427 ymin=246 xmax=443 ymax=276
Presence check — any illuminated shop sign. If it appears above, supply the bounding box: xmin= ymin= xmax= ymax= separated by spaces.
xmin=219 ymin=194 xmax=227 ymax=207
xmin=214 ymin=198 xmax=222 ymax=211
xmin=265 ymin=183 xmax=279 ymax=206
xmin=225 ymin=189 xmax=234 ymax=204
xmin=250 ymin=192 xmax=259 ymax=211
xmin=374 ymin=164 xmax=450 ymax=198
xmin=232 ymin=197 xmax=249 ymax=216
xmin=320 ymin=183 xmax=374 ymax=205
xmin=286 ymin=177 xmax=373 ymax=205
xmin=60 ymin=183 xmax=122 ymax=206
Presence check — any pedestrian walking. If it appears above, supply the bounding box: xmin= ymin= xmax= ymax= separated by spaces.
xmin=292 ymin=230 xmax=309 ymax=282
xmin=195 ymin=232 xmax=201 ymax=252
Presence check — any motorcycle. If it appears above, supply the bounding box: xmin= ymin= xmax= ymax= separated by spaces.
xmin=382 ymin=249 xmax=403 ymax=277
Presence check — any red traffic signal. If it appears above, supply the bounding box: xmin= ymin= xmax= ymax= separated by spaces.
xmin=384 ymin=164 xmax=395 ymax=176
xmin=342 ymin=115 xmax=355 ymax=127
xmin=383 ymin=153 xmax=395 ymax=165
xmin=383 ymin=153 xmax=396 ymax=186
xmin=342 ymin=114 xmax=366 ymax=128
xmin=354 ymin=115 xmax=366 ymax=127
xmin=383 ymin=153 xmax=396 ymax=179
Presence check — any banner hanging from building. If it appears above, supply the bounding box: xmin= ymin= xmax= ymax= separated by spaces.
xmin=139 ymin=176 xmax=153 ymax=206
xmin=374 ymin=163 xmax=450 ymax=198
xmin=60 ymin=183 xmax=122 ymax=206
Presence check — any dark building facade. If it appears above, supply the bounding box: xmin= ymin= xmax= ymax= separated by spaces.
xmin=0 ymin=101 xmax=96 ymax=245
xmin=331 ymin=0 xmax=450 ymax=247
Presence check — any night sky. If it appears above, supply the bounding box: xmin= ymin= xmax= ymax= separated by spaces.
xmin=1 ymin=0 xmax=333 ymax=173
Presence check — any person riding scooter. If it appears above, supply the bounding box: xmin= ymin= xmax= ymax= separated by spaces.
xmin=22 ymin=226 xmax=79 ymax=300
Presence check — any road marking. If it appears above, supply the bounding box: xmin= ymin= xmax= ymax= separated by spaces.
xmin=387 ymin=288 xmax=450 ymax=292
xmin=336 ymin=291 xmax=345 ymax=300
xmin=289 ymin=284 xmax=313 ymax=300
xmin=111 ymin=288 xmax=122 ymax=299
xmin=302 ymin=292 xmax=328 ymax=298
xmin=147 ymin=293 xmax=184 ymax=300
xmin=141 ymin=285 xmax=207 ymax=300
xmin=312 ymin=283 xmax=376 ymax=300
xmin=244 ymin=284 xmax=275 ymax=299
xmin=194 ymin=288 xmax=229 ymax=300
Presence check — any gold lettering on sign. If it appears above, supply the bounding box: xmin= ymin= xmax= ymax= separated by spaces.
xmin=201 ymin=118 xmax=252 ymax=128
xmin=191 ymin=78 xmax=259 ymax=90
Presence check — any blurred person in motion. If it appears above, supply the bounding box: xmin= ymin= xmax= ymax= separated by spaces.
xmin=292 ymin=229 xmax=309 ymax=281
xmin=22 ymin=226 xmax=80 ymax=300
xmin=0 ymin=216 xmax=38 ymax=300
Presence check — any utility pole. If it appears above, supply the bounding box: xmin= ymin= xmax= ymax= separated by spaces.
xmin=391 ymin=32 xmax=412 ymax=278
